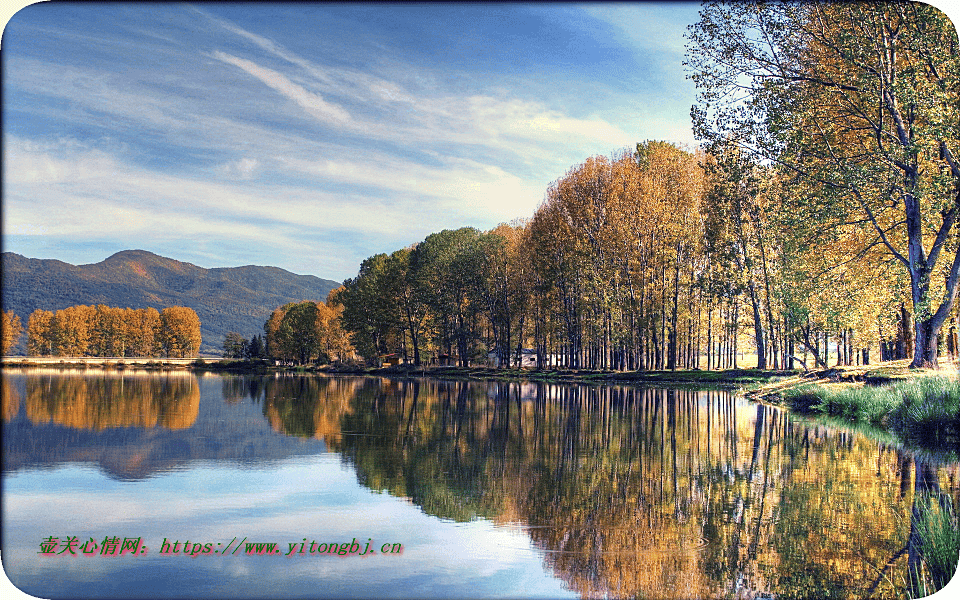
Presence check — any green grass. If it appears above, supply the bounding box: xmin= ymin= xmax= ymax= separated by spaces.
xmin=783 ymin=382 xmax=900 ymax=427
xmin=783 ymin=376 xmax=960 ymax=451
xmin=912 ymin=495 xmax=960 ymax=597
xmin=887 ymin=377 xmax=960 ymax=446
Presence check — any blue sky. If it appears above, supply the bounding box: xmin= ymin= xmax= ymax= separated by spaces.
xmin=3 ymin=1 xmax=954 ymax=282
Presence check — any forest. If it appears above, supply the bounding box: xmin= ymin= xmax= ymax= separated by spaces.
xmin=326 ymin=2 xmax=960 ymax=372
xmin=12 ymin=305 xmax=203 ymax=359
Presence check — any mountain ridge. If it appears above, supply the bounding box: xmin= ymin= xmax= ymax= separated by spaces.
xmin=1 ymin=250 xmax=342 ymax=355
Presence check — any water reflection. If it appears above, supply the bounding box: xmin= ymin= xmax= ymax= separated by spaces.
xmin=2 ymin=371 xmax=324 ymax=480
xmin=23 ymin=371 xmax=200 ymax=430
xmin=3 ymin=372 xmax=957 ymax=599
xmin=212 ymin=375 xmax=958 ymax=599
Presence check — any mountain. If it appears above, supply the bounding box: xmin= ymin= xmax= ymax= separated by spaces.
xmin=1 ymin=250 xmax=341 ymax=355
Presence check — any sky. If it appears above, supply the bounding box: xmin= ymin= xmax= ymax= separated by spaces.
xmin=1 ymin=1 xmax=704 ymax=281
xmin=2 ymin=1 xmax=958 ymax=283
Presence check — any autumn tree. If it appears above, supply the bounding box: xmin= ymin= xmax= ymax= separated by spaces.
xmin=322 ymin=288 xmax=354 ymax=363
xmin=264 ymin=299 xmax=352 ymax=365
xmin=687 ymin=1 xmax=960 ymax=367
xmin=127 ymin=307 xmax=161 ymax=357
xmin=159 ymin=307 xmax=202 ymax=358
xmin=52 ymin=305 xmax=95 ymax=356
xmin=27 ymin=310 xmax=54 ymax=356
xmin=2 ymin=310 xmax=23 ymax=355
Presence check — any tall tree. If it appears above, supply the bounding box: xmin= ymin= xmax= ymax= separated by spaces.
xmin=2 ymin=310 xmax=23 ymax=355
xmin=159 ymin=306 xmax=202 ymax=358
xmin=687 ymin=1 xmax=960 ymax=367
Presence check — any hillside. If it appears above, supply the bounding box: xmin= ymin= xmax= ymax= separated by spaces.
xmin=1 ymin=250 xmax=341 ymax=355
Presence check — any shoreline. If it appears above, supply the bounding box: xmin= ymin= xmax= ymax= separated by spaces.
xmin=1 ymin=355 xmax=930 ymax=388
xmin=6 ymin=356 xmax=959 ymax=459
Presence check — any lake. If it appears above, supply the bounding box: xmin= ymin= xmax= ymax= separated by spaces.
xmin=2 ymin=370 xmax=957 ymax=599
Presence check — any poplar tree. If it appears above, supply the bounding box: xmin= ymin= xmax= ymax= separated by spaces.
xmin=2 ymin=310 xmax=22 ymax=355
xmin=687 ymin=1 xmax=960 ymax=367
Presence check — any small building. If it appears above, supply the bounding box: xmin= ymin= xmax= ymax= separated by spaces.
xmin=487 ymin=348 xmax=539 ymax=369
xmin=380 ymin=353 xmax=403 ymax=367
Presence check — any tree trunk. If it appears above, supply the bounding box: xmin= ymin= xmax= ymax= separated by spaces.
xmin=747 ymin=279 xmax=766 ymax=369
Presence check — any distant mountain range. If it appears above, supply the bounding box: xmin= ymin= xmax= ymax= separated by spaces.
xmin=1 ymin=250 xmax=341 ymax=355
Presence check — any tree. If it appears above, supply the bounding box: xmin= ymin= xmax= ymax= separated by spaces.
xmin=52 ymin=305 xmax=95 ymax=356
xmin=703 ymin=142 xmax=775 ymax=369
xmin=323 ymin=288 xmax=355 ymax=363
xmin=159 ymin=307 xmax=202 ymax=358
xmin=246 ymin=334 xmax=266 ymax=359
xmin=338 ymin=254 xmax=405 ymax=364
xmin=687 ymin=1 xmax=960 ymax=367
xmin=222 ymin=332 xmax=248 ymax=359
xmin=411 ymin=228 xmax=495 ymax=367
xmin=263 ymin=299 xmax=351 ymax=365
xmin=279 ymin=302 xmax=323 ymax=365
xmin=128 ymin=307 xmax=161 ymax=357
xmin=2 ymin=310 xmax=23 ymax=355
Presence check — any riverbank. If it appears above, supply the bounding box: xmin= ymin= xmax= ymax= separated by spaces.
xmin=0 ymin=356 xmax=199 ymax=369
xmin=744 ymin=360 xmax=960 ymax=459
xmin=0 ymin=355 xmax=928 ymax=389
xmin=186 ymin=358 xmax=800 ymax=388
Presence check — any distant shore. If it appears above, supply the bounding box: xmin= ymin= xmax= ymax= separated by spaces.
xmin=2 ymin=356 xmax=946 ymax=391
xmin=0 ymin=355 xmax=834 ymax=388
xmin=1 ymin=356 xmax=199 ymax=369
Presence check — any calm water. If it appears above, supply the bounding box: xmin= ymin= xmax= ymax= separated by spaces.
xmin=2 ymin=370 xmax=958 ymax=599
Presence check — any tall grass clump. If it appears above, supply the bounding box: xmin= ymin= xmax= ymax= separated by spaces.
xmin=784 ymin=376 xmax=960 ymax=447
xmin=888 ymin=377 xmax=960 ymax=447
xmin=911 ymin=495 xmax=960 ymax=597
xmin=783 ymin=382 xmax=900 ymax=426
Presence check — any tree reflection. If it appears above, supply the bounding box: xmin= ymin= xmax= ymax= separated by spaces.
xmin=21 ymin=372 xmax=199 ymax=430
xmin=262 ymin=377 xmax=956 ymax=599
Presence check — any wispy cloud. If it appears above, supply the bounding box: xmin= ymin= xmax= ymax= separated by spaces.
xmin=212 ymin=51 xmax=352 ymax=125
xmin=3 ymin=3 xmax=700 ymax=279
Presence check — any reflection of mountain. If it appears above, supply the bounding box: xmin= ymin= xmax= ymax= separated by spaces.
xmin=328 ymin=380 xmax=953 ymax=600
xmin=2 ymin=372 xmax=324 ymax=480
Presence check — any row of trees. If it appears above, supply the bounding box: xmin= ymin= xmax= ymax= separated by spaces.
xmin=221 ymin=296 xmax=353 ymax=365
xmin=332 ymin=1 xmax=959 ymax=371
xmin=685 ymin=1 xmax=960 ymax=368
xmin=21 ymin=305 xmax=202 ymax=358
xmin=331 ymin=141 xmax=908 ymax=371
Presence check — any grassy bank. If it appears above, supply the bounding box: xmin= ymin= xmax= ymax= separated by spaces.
xmin=315 ymin=363 xmax=797 ymax=388
xmin=744 ymin=361 xmax=960 ymax=458
xmin=783 ymin=376 xmax=960 ymax=447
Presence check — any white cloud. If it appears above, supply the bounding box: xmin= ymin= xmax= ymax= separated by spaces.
xmin=218 ymin=157 xmax=260 ymax=180
xmin=212 ymin=51 xmax=351 ymax=125
xmin=4 ymin=5 xmax=675 ymax=279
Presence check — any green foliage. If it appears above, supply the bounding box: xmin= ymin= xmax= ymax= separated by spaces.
xmin=222 ymin=332 xmax=248 ymax=359
xmin=914 ymin=495 xmax=960 ymax=596
xmin=887 ymin=377 xmax=960 ymax=446
xmin=786 ymin=377 xmax=960 ymax=448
